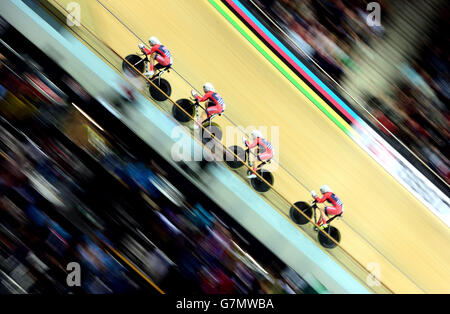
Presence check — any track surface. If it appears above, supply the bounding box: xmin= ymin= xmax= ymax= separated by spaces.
xmin=59 ymin=0 xmax=450 ymax=293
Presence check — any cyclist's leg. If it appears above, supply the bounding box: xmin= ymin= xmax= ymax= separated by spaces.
xmin=144 ymin=56 xmax=155 ymax=77
xmin=325 ymin=206 xmax=342 ymax=216
xmin=257 ymin=151 xmax=273 ymax=170
xmin=154 ymin=63 xmax=165 ymax=70
xmin=318 ymin=207 xmax=327 ymax=225
xmin=148 ymin=56 xmax=155 ymax=72
xmin=201 ymin=103 xmax=219 ymax=124
xmin=198 ymin=104 xmax=209 ymax=124
xmin=253 ymin=152 xmax=269 ymax=172
xmin=153 ymin=55 xmax=170 ymax=71
xmin=246 ymin=151 xmax=258 ymax=178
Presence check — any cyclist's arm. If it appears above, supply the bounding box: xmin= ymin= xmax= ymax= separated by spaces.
xmin=143 ymin=46 xmax=158 ymax=58
xmin=142 ymin=47 xmax=152 ymax=56
xmin=314 ymin=192 xmax=331 ymax=203
xmin=245 ymin=138 xmax=259 ymax=149
xmin=195 ymin=91 xmax=212 ymax=102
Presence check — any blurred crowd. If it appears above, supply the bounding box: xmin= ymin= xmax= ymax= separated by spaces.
xmin=371 ymin=11 xmax=449 ymax=183
xmin=0 ymin=41 xmax=313 ymax=294
xmin=252 ymin=0 xmax=449 ymax=184
xmin=100 ymin=152 xmax=311 ymax=294
xmin=0 ymin=55 xmax=139 ymax=293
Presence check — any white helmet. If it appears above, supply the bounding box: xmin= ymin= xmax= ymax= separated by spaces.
xmin=149 ymin=36 xmax=161 ymax=46
xmin=203 ymin=82 xmax=215 ymax=93
xmin=251 ymin=130 xmax=263 ymax=139
xmin=138 ymin=42 xmax=145 ymax=50
xmin=320 ymin=185 xmax=332 ymax=194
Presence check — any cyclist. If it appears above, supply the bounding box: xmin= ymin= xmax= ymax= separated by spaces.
xmin=138 ymin=36 xmax=173 ymax=78
xmin=191 ymin=82 xmax=225 ymax=128
xmin=311 ymin=185 xmax=343 ymax=229
xmin=243 ymin=130 xmax=273 ymax=178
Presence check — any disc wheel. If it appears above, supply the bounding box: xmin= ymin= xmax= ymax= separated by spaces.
xmin=318 ymin=226 xmax=341 ymax=249
xmin=123 ymin=54 xmax=145 ymax=76
xmin=224 ymin=145 xmax=246 ymax=169
xmin=201 ymin=122 xmax=222 ymax=145
xmin=149 ymin=78 xmax=171 ymax=101
xmin=250 ymin=170 xmax=274 ymax=192
xmin=172 ymin=99 xmax=195 ymax=122
xmin=289 ymin=202 xmax=313 ymax=225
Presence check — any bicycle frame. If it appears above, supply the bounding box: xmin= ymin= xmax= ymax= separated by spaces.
xmin=135 ymin=53 xmax=169 ymax=81
xmin=311 ymin=201 xmax=341 ymax=226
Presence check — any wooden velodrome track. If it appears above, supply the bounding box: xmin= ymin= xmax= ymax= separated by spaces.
xmin=54 ymin=0 xmax=450 ymax=293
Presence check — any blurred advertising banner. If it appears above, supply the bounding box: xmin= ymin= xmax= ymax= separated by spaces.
xmin=351 ymin=123 xmax=450 ymax=227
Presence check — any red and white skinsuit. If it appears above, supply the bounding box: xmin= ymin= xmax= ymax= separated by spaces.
xmin=141 ymin=44 xmax=172 ymax=71
xmin=245 ymin=137 xmax=273 ymax=166
xmin=314 ymin=192 xmax=344 ymax=217
xmin=194 ymin=91 xmax=226 ymax=117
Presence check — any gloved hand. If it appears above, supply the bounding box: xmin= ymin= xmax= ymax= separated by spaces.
xmin=191 ymin=89 xmax=198 ymax=97
xmin=243 ymin=136 xmax=248 ymax=145
xmin=311 ymin=190 xmax=318 ymax=198
xmin=138 ymin=43 xmax=145 ymax=50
